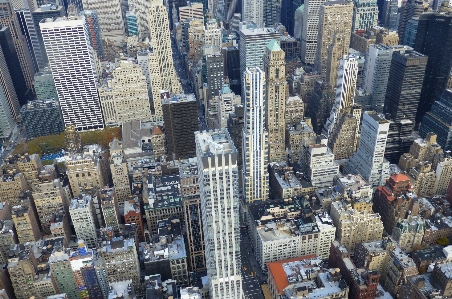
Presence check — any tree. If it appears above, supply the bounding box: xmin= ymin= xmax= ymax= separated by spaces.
xmin=438 ymin=236 xmax=449 ymax=246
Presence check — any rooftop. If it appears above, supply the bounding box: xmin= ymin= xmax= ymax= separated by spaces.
xmin=195 ymin=130 xmax=236 ymax=156
xmin=140 ymin=235 xmax=187 ymax=262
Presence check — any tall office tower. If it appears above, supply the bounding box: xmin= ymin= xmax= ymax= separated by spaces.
xmin=20 ymin=99 xmax=64 ymax=138
xmin=300 ymin=0 xmax=326 ymax=64
xmin=242 ymin=0 xmax=263 ymax=26
xmin=222 ymin=46 xmax=241 ymax=95
xmin=40 ymin=16 xmax=104 ymax=131
xmin=242 ymin=68 xmax=269 ymax=203
xmin=414 ymin=12 xmax=452 ymax=123
xmin=0 ymin=44 xmax=17 ymax=138
xmin=195 ymin=130 xmax=242 ymax=299
xmin=11 ymin=199 xmax=41 ymax=243
xmin=281 ymin=0 xmax=301 ymax=36
xmin=384 ymin=50 xmax=427 ymax=125
xmin=126 ymin=11 xmax=138 ymax=36
xmin=180 ymin=159 xmax=206 ymax=272
xmin=397 ymin=0 xmax=424 ymax=44
xmin=100 ymin=188 xmax=119 ymax=229
xmin=8 ymin=245 xmax=37 ymax=299
xmin=263 ymin=40 xmax=287 ymax=162
xmin=137 ymin=50 xmax=152 ymax=101
xmin=81 ymin=0 xmax=125 ymax=37
xmin=49 ymin=249 xmax=80 ymax=299
xmin=404 ymin=17 xmax=418 ymax=47
xmin=315 ymin=0 xmax=354 ymax=84
xmin=308 ymin=80 xmax=335 ymax=134
xmin=383 ymin=49 xmax=427 ymax=163
xmin=0 ymin=1 xmax=34 ymax=101
xmin=33 ymin=66 xmax=58 ymax=100
xmin=239 ymin=22 xmax=280 ymax=95
xmin=363 ymin=44 xmax=393 ymax=113
xmin=148 ymin=0 xmax=182 ymax=117
xmin=323 ymin=55 xmax=359 ymax=138
xmin=162 ymin=93 xmax=198 ymax=160
xmin=99 ymin=60 xmax=152 ymax=126
xmin=31 ymin=4 xmax=65 ymax=70
xmin=435 ymin=157 xmax=452 ymax=195
xmin=69 ymin=195 xmax=98 ymax=248
xmin=32 ymin=176 xmax=66 ymax=235
xmin=381 ymin=0 xmax=398 ymax=29
xmin=206 ymin=51 xmax=224 ymax=101
xmin=0 ymin=25 xmax=31 ymax=107
xmin=81 ymin=10 xmax=103 ymax=58
xmin=109 ymin=138 xmax=131 ymax=206
xmin=100 ymin=235 xmax=140 ymax=293
xmin=344 ymin=111 xmax=391 ymax=187
xmin=263 ymin=0 xmax=277 ymax=26
xmin=352 ymin=0 xmax=378 ymax=32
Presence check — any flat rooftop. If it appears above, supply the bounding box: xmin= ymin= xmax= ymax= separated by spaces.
xmin=195 ymin=130 xmax=236 ymax=156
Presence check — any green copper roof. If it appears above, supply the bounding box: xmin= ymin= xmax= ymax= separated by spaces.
xmin=267 ymin=39 xmax=282 ymax=51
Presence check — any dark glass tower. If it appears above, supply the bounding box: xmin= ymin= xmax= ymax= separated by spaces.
xmin=414 ymin=12 xmax=452 ymax=123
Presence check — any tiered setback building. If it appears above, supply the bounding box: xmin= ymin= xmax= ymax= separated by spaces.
xmin=40 ymin=16 xmax=104 ymax=131
xmin=195 ymin=130 xmax=242 ymax=299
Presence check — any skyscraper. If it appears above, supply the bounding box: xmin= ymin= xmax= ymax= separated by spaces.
xmin=98 ymin=60 xmax=152 ymax=126
xmin=81 ymin=10 xmax=103 ymax=58
xmin=81 ymin=0 xmax=125 ymax=37
xmin=363 ymin=44 xmax=393 ymax=113
xmin=414 ymin=12 xmax=452 ymax=123
xmin=300 ymin=0 xmax=326 ymax=64
xmin=148 ymin=0 xmax=182 ymax=117
xmin=242 ymin=0 xmax=263 ymax=26
xmin=0 ymin=34 xmax=18 ymax=137
xmin=40 ymin=16 xmax=104 ymax=131
xmin=344 ymin=111 xmax=390 ymax=187
xmin=33 ymin=66 xmax=58 ymax=100
xmin=0 ymin=24 xmax=32 ymax=106
xmin=397 ymin=0 xmax=424 ymax=44
xmin=352 ymin=0 xmax=378 ymax=32
xmin=263 ymin=40 xmax=287 ymax=162
xmin=195 ymin=129 xmax=242 ymax=299
xmin=0 ymin=0 xmax=35 ymax=102
xmin=206 ymin=51 xmax=224 ymax=101
xmin=315 ymin=0 xmax=354 ymax=84
xmin=242 ymin=68 xmax=269 ymax=203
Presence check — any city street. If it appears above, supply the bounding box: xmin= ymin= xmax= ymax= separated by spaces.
xmin=240 ymin=227 xmax=266 ymax=299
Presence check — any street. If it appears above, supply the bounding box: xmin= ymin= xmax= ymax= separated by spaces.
xmin=240 ymin=227 xmax=266 ymax=299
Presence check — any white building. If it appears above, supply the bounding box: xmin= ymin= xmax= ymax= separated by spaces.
xmin=179 ymin=3 xmax=204 ymax=24
xmin=81 ymin=0 xmax=125 ymax=37
xmin=242 ymin=68 xmax=269 ymax=203
xmin=344 ymin=111 xmax=390 ymax=187
xmin=352 ymin=0 xmax=378 ymax=32
xmin=69 ymin=195 xmax=98 ymax=248
xmin=195 ymin=130 xmax=242 ymax=299
xmin=323 ymin=54 xmax=359 ymax=138
xmin=204 ymin=19 xmax=222 ymax=46
xmin=363 ymin=44 xmax=393 ymax=113
xmin=242 ymin=0 xmax=263 ymax=26
xmin=300 ymin=0 xmax=327 ymax=64
xmin=40 ymin=16 xmax=104 ymax=131
xmin=300 ymin=136 xmax=340 ymax=188
xmin=180 ymin=287 xmax=202 ymax=299
xmin=217 ymin=85 xmax=241 ymax=128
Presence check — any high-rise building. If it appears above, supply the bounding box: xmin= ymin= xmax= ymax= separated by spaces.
xmin=195 ymin=130 xmax=242 ymax=299
xmin=238 ymin=22 xmax=280 ymax=95
xmin=363 ymin=44 xmax=393 ymax=113
xmin=11 ymin=198 xmax=41 ymax=243
xmin=419 ymin=89 xmax=452 ymax=151
xmin=162 ymin=93 xmax=198 ymax=160
xmin=222 ymin=46 xmax=241 ymax=95
xmin=300 ymin=0 xmax=326 ymax=64
xmin=263 ymin=40 xmax=287 ymax=162
xmin=69 ymin=194 xmax=99 ymax=248
xmin=31 ymin=3 xmax=65 ymax=70
xmin=242 ymin=68 xmax=269 ymax=203
xmin=81 ymin=0 xmax=125 ymax=37
xmin=242 ymin=0 xmax=263 ymax=26
xmin=314 ymin=0 xmax=353 ymax=84
xmin=206 ymin=51 xmax=224 ymax=101
xmin=20 ymin=99 xmax=64 ymax=139
xmin=40 ymin=16 xmax=104 ymax=131
xmin=109 ymin=138 xmax=131 ymax=206
xmin=0 ymin=41 xmax=16 ymax=138
xmin=33 ymin=66 xmax=58 ymax=100
xmin=0 ymin=1 xmax=35 ymax=102
xmin=263 ymin=0 xmax=277 ymax=26
xmin=179 ymin=2 xmax=204 ymax=24
xmin=8 ymin=244 xmax=38 ymax=299
xmin=404 ymin=17 xmax=419 ymax=47
xmin=100 ymin=188 xmax=119 ymax=229
xmin=344 ymin=111 xmax=391 ymax=187
xmin=49 ymin=248 xmax=80 ymax=299
xmin=414 ymin=12 xmax=452 ymax=123
xmin=435 ymin=157 xmax=452 ymax=195
xmin=99 ymin=60 xmax=152 ymax=126
xmin=308 ymin=79 xmax=335 ymax=134
xmin=126 ymin=11 xmax=138 ymax=36
xmin=352 ymin=0 xmax=378 ymax=32
xmin=383 ymin=49 xmax=427 ymax=163
xmin=0 ymin=24 xmax=31 ymax=108
xmin=323 ymin=55 xmax=361 ymax=160
xmin=81 ymin=10 xmax=104 ymax=58
xmin=148 ymin=0 xmax=182 ymax=117
xmin=397 ymin=0 xmax=424 ymax=45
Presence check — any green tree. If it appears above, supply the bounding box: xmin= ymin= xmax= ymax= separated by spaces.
xmin=438 ymin=236 xmax=449 ymax=246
